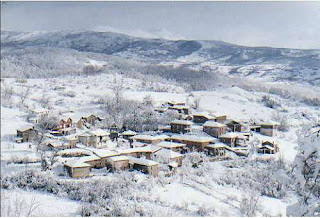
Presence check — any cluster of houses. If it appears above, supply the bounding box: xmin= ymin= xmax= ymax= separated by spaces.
xmin=15 ymin=101 xmax=280 ymax=178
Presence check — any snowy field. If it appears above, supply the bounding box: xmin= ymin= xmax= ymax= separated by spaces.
xmin=1 ymin=188 xmax=81 ymax=216
xmin=1 ymin=74 xmax=319 ymax=216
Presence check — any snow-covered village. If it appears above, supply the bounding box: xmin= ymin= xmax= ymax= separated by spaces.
xmin=1 ymin=1 xmax=320 ymax=217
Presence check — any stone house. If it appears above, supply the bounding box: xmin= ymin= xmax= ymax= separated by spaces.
xmin=257 ymin=141 xmax=279 ymax=154
xmin=156 ymin=141 xmax=187 ymax=152
xmin=130 ymin=134 xmax=169 ymax=145
xmin=260 ymin=122 xmax=279 ymax=137
xmin=78 ymin=129 xmax=110 ymax=148
xmin=16 ymin=126 xmax=37 ymax=143
xmin=152 ymin=148 xmax=184 ymax=166
xmin=129 ymin=157 xmax=159 ymax=177
xmin=169 ymin=135 xmax=215 ymax=151
xmin=106 ymin=156 xmax=130 ymax=171
xmin=203 ymin=121 xmax=227 ymax=138
xmin=192 ymin=111 xmax=216 ymax=124
xmin=226 ymin=120 xmax=249 ymax=132
xmin=121 ymin=130 xmax=137 ymax=140
xmin=219 ymin=132 xmax=247 ymax=147
xmin=204 ymin=143 xmax=227 ymax=157
xmin=170 ymin=120 xmax=193 ymax=134
xmin=64 ymin=159 xmax=91 ymax=178
xmin=120 ymin=146 xmax=162 ymax=159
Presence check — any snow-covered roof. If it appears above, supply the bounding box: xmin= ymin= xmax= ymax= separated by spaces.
xmin=155 ymin=107 xmax=168 ymax=111
xmin=129 ymin=157 xmax=159 ymax=166
xmin=259 ymin=145 xmax=275 ymax=150
xmin=206 ymin=143 xmax=227 ymax=149
xmin=78 ymin=132 xmax=92 ymax=137
xmin=60 ymin=127 xmax=76 ymax=131
xmin=167 ymin=100 xmax=185 ymax=105
xmin=92 ymin=149 xmax=119 ymax=158
xmin=60 ymin=117 xmax=72 ymax=122
xmin=193 ymin=111 xmax=216 ymax=119
xmin=131 ymin=141 xmax=149 ymax=147
xmin=80 ymin=155 xmax=101 ymax=162
xmin=212 ymin=113 xmax=226 ymax=117
xmin=63 ymin=135 xmax=78 ymax=141
xmin=169 ymin=105 xmax=189 ymax=110
xmin=64 ymin=159 xmax=91 ymax=168
xmin=108 ymin=155 xmax=129 ymax=162
xmin=31 ymin=108 xmax=49 ymax=113
xmin=219 ymin=132 xmax=247 ymax=139
xmin=57 ymin=148 xmax=91 ymax=156
xmin=131 ymin=134 xmax=169 ymax=141
xmin=121 ymin=130 xmax=137 ymax=136
xmin=47 ymin=140 xmax=63 ymax=148
xmin=170 ymin=120 xmax=193 ymax=125
xmin=170 ymin=134 xmax=215 ymax=143
xmin=89 ymin=129 xmax=110 ymax=136
xmin=157 ymin=141 xmax=186 ymax=148
xmin=260 ymin=121 xmax=280 ymax=126
xmin=17 ymin=125 xmax=34 ymax=132
xmin=154 ymin=148 xmax=183 ymax=159
xmin=120 ymin=146 xmax=162 ymax=154
xmin=203 ymin=121 xmax=226 ymax=128
xmin=168 ymin=162 xmax=178 ymax=168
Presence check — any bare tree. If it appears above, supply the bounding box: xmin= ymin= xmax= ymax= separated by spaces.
xmin=1 ymin=83 xmax=14 ymax=107
xmin=240 ymin=191 xmax=261 ymax=217
xmin=1 ymin=191 xmax=40 ymax=217
xmin=18 ymin=86 xmax=32 ymax=107
xmin=112 ymin=77 xmax=124 ymax=114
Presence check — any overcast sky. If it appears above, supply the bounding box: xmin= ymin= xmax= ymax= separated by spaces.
xmin=1 ymin=1 xmax=320 ymax=49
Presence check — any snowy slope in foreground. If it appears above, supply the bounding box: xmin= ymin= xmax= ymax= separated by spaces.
xmin=1 ymin=188 xmax=81 ymax=216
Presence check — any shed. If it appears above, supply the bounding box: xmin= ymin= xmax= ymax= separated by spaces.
xmin=64 ymin=159 xmax=91 ymax=178
xmin=156 ymin=141 xmax=187 ymax=152
xmin=192 ymin=111 xmax=216 ymax=124
xmin=212 ymin=113 xmax=227 ymax=123
xmin=57 ymin=117 xmax=73 ymax=130
xmin=170 ymin=120 xmax=193 ymax=134
xmin=63 ymin=135 xmax=78 ymax=148
xmin=80 ymin=155 xmax=103 ymax=168
xmin=203 ymin=121 xmax=227 ymax=138
xmin=258 ymin=141 xmax=279 ymax=154
xmin=120 ymin=146 xmax=162 ymax=159
xmin=106 ymin=156 xmax=130 ymax=171
xmin=168 ymin=105 xmax=190 ymax=115
xmin=121 ymin=130 xmax=137 ymax=140
xmin=92 ymin=149 xmax=119 ymax=167
xmin=205 ymin=143 xmax=227 ymax=157
xmin=226 ymin=120 xmax=249 ymax=132
xmin=16 ymin=126 xmax=37 ymax=143
xmin=260 ymin=121 xmax=279 ymax=137
xmin=219 ymin=132 xmax=247 ymax=147
xmin=169 ymin=134 xmax=215 ymax=151
xmin=130 ymin=134 xmax=169 ymax=145
xmin=129 ymin=157 xmax=159 ymax=177
xmin=78 ymin=129 xmax=110 ymax=148
xmin=153 ymin=148 xmax=184 ymax=166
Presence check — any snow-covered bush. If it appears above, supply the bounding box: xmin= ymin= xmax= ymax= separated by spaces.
xmin=287 ymin=124 xmax=320 ymax=216
xmin=61 ymin=90 xmax=76 ymax=98
xmin=272 ymin=112 xmax=290 ymax=132
xmin=15 ymin=78 xmax=27 ymax=84
xmin=197 ymin=204 xmax=215 ymax=216
xmin=261 ymin=95 xmax=281 ymax=109
xmin=1 ymin=83 xmax=15 ymax=107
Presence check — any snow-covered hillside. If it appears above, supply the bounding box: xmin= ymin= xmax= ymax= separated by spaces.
xmin=1 ymin=74 xmax=319 ymax=216
xmin=1 ymin=30 xmax=320 ymax=85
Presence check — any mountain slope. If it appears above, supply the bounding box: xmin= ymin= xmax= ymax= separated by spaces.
xmin=1 ymin=30 xmax=320 ymax=85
